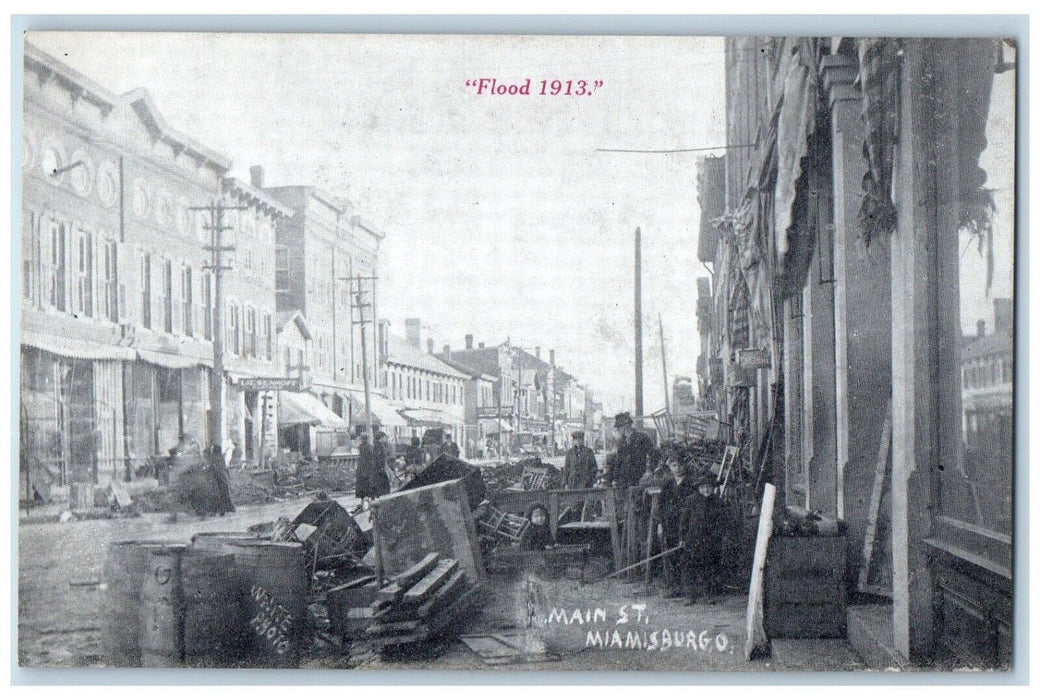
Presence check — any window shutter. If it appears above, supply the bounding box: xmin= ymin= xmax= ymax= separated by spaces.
xmin=152 ymin=255 xmax=163 ymax=331
xmin=170 ymin=260 xmax=182 ymax=335
xmin=115 ymin=242 xmax=132 ymax=324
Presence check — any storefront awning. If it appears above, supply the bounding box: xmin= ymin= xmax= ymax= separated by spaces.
xmin=479 ymin=418 xmax=514 ymax=434
xmin=137 ymin=347 xmax=212 ymax=369
xmin=20 ymin=331 xmax=136 ymax=361
xmin=400 ymin=407 xmax=464 ymax=427
xmin=278 ymin=391 xmax=348 ymax=429
xmin=348 ymin=392 xmax=408 ymax=428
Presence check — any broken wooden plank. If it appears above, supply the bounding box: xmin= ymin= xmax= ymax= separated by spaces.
xmin=415 ymin=569 xmax=467 ymax=620
xmin=376 ymin=581 xmax=405 ymax=603
xmin=402 ymin=559 xmax=458 ymax=605
xmin=858 ymin=400 xmax=892 ymax=593
xmin=391 ymin=552 xmax=441 ymax=590
xmin=376 ymin=570 xmax=466 ymax=623
xmin=425 ymin=584 xmax=481 ymax=636
xmin=744 ymin=483 xmax=776 ymax=662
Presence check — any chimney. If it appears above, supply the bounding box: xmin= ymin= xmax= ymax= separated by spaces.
xmin=535 ymin=346 xmax=541 ymax=360
xmin=405 ymin=318 xmax=421 ymax=348
xmin=994 ymin=298 xmax=1013 ymax=334
xmin=977 ymin=319 xmax=986 ymax=338
xmin=465 ymin=334 xmax=474 ymax=350
xmin=443 ymin=344 xmax=451 ymax=358
xmin=249 ymin=165 xmax=265 ymax=188
xmin=427 ymin=338 xmax=434 ymax=355
xmin=478 ymin=342 xmax=485 ymax=349
xmin=377 ymin=319 xmax=389 ymax=358
xmin=549 ymin=349 xmax=556 ymax=366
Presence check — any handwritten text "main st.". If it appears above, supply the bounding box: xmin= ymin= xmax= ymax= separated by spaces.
xmin=465 ymin=78 xmax=605 ymax=96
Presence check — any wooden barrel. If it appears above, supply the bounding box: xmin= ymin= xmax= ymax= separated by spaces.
xmin=225 ymin=541 xmax=308 ymax=667
xmin=101 ymin=540 xmax=183 ymax=667
xmin=139 ymin=544 xmax=186 ymax=667
xmin=181 ymin=550 xmax=240 ymax=666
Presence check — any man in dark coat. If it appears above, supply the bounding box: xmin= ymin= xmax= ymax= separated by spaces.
xmin=563 ymin=431 xmax=598 ymax=489
xmin=608 ymin=412 xmax=657 ymax=490
xmin=680 ymin=471 xmax=726 ymax=604
xmin=404 ymin=436 xmax=424 ymax=468
xmin=355 ymin=432 xmax=391 ymax=502
xmin=444 ymin=434 xmax=461 ymax=459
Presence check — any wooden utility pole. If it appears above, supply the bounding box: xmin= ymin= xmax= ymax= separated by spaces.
xmin=634 ymin=227 xmax=644 ymax=424
xmin=659 ymin=313 xmax=670 ymax=416
xmin=348 ymin=274 xmax=379 ymax=444
xmin=194 ymin=199 xmax=245 ymax=457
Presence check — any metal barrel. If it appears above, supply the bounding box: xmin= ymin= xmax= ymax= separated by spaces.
xmin=181 ymin=550 xmax=240 ymax=667
xmin=139 ymin=544 xmax=187 ymax=667
xmin=100 ymin=540 xmax=184 ymax=667
xmin=189 ymin=531 xmax=266 ymax=551
xmin=225 ymin=540 xmax=308 ymax=668
xmin=188 ymin=533 xmax=268 ymax=660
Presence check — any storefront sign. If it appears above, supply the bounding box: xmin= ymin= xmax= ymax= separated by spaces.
xmin=237 ymin=376 xmax=301 ymax=391
xmin=737 ymin=348 xmax=771 ymax=369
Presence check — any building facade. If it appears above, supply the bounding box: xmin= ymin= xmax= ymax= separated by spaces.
xmin=699 ymin=37 xmax=1015 ymax=667
xmin=265 ymin=183 xmax=384 ymax=424
xmin=21 ymin=45 xmax=230 ymax=496
xmin=379 ymin=320 xmax=467 ymax=445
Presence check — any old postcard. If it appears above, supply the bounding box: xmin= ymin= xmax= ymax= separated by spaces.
xmin=17 ymin=31 xmax=1017 ymax=673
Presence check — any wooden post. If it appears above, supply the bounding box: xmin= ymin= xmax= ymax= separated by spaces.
xmin=890 ymin=40 xmax=939 ymax=661
xmin=858 ymin=400 xmax=892 ymax=592
xmin=745 ymin=482 xmax=776 ymax=660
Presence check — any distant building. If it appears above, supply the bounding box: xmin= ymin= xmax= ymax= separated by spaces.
xmin=263 ymin=182 xmax=384 ymax=427
xmin=379 ymin=319 xmax=467 ymax=445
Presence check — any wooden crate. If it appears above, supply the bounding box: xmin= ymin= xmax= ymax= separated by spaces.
xmin=764 ymin=535 xmax=847 ymax=639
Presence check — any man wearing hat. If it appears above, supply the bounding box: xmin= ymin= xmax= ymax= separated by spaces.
xmin=563 ymin=431 xmax=598 ymax=490
xmin=680 ymin=470 xmax=725 ymax=604
xmin=356 ymin=431 xmax=391 ymax=503
xmin=608 ymin=412 xmax=657 ymax=490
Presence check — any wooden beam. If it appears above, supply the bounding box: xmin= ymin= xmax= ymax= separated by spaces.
xmin=858 ymin=400 xmax=892 ymax=592
xmin=744 ymin=483 xmax=776 ymax=660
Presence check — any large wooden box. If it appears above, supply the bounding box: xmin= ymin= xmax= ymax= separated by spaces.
xmin=764 ymin=535 xmax=847 ymax=639
xmin=369 ymin=477 xmax=486 ymax=585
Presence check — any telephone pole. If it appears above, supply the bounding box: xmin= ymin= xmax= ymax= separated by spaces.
xmin=659 ymin=313 xmax=671 ymax=416
xmin=193 ymin=199 xmax=245 ymax=458
xmin=348 ymin=274 xmax=379 ymax=444
xmin=634 ymin=226 xmax=644 ymax=425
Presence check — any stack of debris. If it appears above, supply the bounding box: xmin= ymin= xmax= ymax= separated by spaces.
xmin=365 ymin=552 xmax=482 ymax=651
xmin=476 ymin=505 xmax=530 ymax=549
xmin=479 ymin=461 xmax=524 ymax=494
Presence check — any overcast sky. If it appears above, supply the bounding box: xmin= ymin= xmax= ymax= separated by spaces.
xmin=28 ymin=32 xmax=725 ymax=415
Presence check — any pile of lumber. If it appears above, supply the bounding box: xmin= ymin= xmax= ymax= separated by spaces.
xmin=365 ymin=552 xmax=481 ymax=650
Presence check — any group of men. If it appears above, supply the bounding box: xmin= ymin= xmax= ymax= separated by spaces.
xmin=560 ymin=412 xmax=728 ymax=604
xmin=354 ymin=429 xmax=462 ymax=503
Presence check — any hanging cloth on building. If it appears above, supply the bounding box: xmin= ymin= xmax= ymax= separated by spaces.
xmin=773 ymin=42 xmax=818 ymax=261
xmin=948 ymin=38 xmax=1000 ymax=292
xmin=857 ymin=38 xmax=901 ymax=246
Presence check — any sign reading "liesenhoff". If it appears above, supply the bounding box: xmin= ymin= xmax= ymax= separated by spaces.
xmin=236 ymin=377 xmax=301 ymax=391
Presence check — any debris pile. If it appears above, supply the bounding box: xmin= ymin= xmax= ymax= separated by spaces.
xmin=364 ymin=552 xmax=482 ymax=652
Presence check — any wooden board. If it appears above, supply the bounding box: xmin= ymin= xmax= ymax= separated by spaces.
xmin=402 ymin=559 xmax=459 ymax=604
xmin=858 ymin=401 xmax=892 ymax=592
xmin=744 ymin=483 xmax=776 ymax=661
xmin=391 ymin=552 xmax=441 ymax=590
xmin=370 ymin=478 xmax=485 ymax=584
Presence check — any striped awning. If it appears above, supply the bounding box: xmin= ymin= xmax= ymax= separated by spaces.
xmin=20 ymin=331 xmax=136 ymax=361
xmin=278 ymin=391 xmax=347 ymax=429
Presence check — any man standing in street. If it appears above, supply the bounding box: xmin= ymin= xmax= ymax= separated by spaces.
xmin=608 ymin=412 xmax=657 ymax=489
xmin=563 ymin=431 xmax=598 ymax=489
xmin=356 ymin=432 xmax=391 ymax=504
